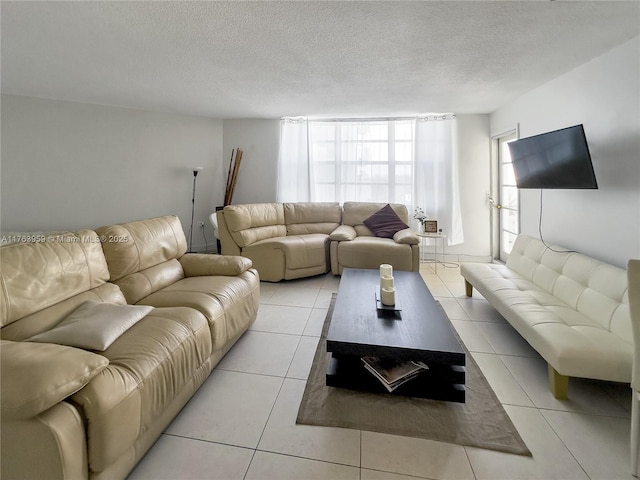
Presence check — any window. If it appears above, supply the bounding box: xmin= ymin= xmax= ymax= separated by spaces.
xmin=277 ymin=115 xmax=464 ymax=245
xmin=308 ymin=120 xmax=415 ymax=204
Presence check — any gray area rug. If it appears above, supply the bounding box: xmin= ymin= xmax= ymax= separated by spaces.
xmin=296 ymin=294 xmax=531 ymax=456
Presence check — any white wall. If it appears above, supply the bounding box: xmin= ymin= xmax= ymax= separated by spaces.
xmin=222 ymin=116 xmax=492 ymax=259
xmin=222 ymin=119 xmax=280 ymax=204
xmin=490 ymin=37 xmax=640 ymax=268
xmin=0 ymin=100 xmax=493 ymax=259
xmin=1 ymin=95 xmax=224 ymax=252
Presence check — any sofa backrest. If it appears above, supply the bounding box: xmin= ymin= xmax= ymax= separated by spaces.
xmin=221 ymin=201 xmax=409 ymax=248
xmin=0 ymin=230 xmax=125 ymax=340
xmin=223 ymin=203 xmax=286 ymax=248
xmin=284 ymin=202 xmax=341 ymax=235
xmin=506 ymin=234 xmax=630 ymax=338
xmin=96 ymin=215 xmax=187 ymax=303
xmin=342 ymin=202 xmax=410 ymax=236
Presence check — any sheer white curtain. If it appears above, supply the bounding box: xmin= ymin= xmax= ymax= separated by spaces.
xmin=277 ymin=118 xmax=310 ymax=202
xmin=324 ymin=121 xmax=385 ymax=203
xmin=414 ymin=115 xmax=464 ymax=245
xmin=307 ymin=120 xmax=414 ymax=204
xmin=278 ymin=116 xmax=464 ymax=245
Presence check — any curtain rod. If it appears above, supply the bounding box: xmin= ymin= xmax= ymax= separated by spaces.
xmin=282 ymin=114 xmax=456 ymax=123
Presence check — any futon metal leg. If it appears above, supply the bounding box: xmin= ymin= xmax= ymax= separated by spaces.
xmin=548 ymin=364 xmax=568 ymax=400
xmin=464 ymin=280 xmax=473 ymax=297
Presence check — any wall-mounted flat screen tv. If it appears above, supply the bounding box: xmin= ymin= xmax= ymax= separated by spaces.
xmin=508 ymin=124 xmax=598 ymax=189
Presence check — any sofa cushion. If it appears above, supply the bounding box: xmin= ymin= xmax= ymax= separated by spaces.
xmin=329 ymin=225 xmax=357 ymax=241
xmin=27 ymin=301 xmax=153 ymax=351
xmin=234 ymin=224 xmax=287 ymax=249
xmin=0 ymin=230 xmax=111 ymax=327
xmin=506 ymin=235 xmax=630 ymax=333
xmin=96 ymin=215 xmax=187 ymax=282
xmin=284 ymin=202 xmax=342 ymax=235
xmin=342 ymin=202 xmax=410 ymax=237
xmin=113 ymin=259 xmax=185 ymax=305
xmin=247 ymin=234 xmax=328 ymax=268
xmin=242 ymin=234 xmax=330 ymax=282
xmin=1 ymin=340 xmax=109 ymax=420
xmin=363 ymin=204 xmax=409 ymax=238
xmin=138 ymin=271 xmax=260 ymax=351
xmin=393 ymin=228 xmax=420 ymax=245
xmin=223 ymin=203 xmax=286 ymax=248
xmin=336 ymin=237 xmax=415 ymax=272
xmin=0 ymin=283 xmax=127 ymax=342
xmin=178 ymin=253 xmax=253 ymax=277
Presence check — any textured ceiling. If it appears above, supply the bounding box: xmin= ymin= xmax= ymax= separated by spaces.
xmin=1 ymin=1 xmax=639 ymax=119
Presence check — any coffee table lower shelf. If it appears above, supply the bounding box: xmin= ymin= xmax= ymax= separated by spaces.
xmin=326 ymin=355 xmax=466 ymax=403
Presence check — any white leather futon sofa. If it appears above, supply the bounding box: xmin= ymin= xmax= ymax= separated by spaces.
xmin=461 ymin=234 xmax=631 ymax=399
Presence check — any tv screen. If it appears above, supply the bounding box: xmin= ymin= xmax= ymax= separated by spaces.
xmin=507 ymin=124 xmax=598 ymax=189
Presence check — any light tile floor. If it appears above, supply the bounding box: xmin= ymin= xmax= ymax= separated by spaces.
xmin=129 ymin=264 xmax=633 ymax=480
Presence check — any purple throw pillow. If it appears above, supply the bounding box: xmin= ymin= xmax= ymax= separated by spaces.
xmin=363 ymin=204 xmax=409 ymax=238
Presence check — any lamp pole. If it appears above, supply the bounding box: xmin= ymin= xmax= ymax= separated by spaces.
xmin=189 ymin=166 xmax=204 ymax=253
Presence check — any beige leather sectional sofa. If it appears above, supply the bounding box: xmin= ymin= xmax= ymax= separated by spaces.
xmin=217 ymin=201 xmax=420 ymax=282
xmin=461 ymin=234 xmax=631 ymax=399
xmin=0 ymin=215 xmax=260 ymax=480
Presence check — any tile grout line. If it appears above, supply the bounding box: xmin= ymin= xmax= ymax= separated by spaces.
xmin=242 ymin=449 xmax=257 ymax=480
xmin=141 ymin=269 xmax=625 ymax=478
xmin=162 ymin=431 xmax=256 ymax=452
xmin=284 ymin=333 xmax=304 ymax=379
xmin=254 ymin=294 xmax=305 ymax=452
xmin=453 ymin=276 xmax=542 ymax=414
xmin=250 ymin=359 xmax=288 ymax=469
xmin=252 ymin=448 xmax=362 ymax=472
xmin=359 ymin=430 xmax=363 ymax=473
xmin=462 ymin=445 xmax=479 ymax=480
xmin=536 ymin=408 xmax=592 ymax=480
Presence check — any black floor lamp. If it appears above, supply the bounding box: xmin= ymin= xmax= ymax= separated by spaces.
xmin=188 ymin=166 xmax=204 ymax=253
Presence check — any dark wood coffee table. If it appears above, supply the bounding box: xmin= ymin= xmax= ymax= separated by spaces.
xmin=326 ymin=268 xmax=466 ymax=402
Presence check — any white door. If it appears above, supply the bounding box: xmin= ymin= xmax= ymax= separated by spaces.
xmin=490 ymin=133 xmax=519 ymax=262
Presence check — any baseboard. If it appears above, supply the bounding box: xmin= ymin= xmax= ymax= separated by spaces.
xmin=427 ymin=254 xmax=492 ymax=264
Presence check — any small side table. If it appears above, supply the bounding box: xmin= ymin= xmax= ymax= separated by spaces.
xmin=417 ymin=232 xmax=447 ymax=272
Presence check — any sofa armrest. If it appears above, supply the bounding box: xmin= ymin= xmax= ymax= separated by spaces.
xmin=1 ymin=340 xmax=108 ymax=420
xmin=179 ymin=253 xmax=253 ymax=277
xmin=216 ymin=210 xmax=242 ymax=256
xmin=329 ymin=225 xmax=357 ymax=241
xmin=393 ymin=228 xmax=420 ymax=245
xmin=2 ymin=402 xmax=88 ymax=480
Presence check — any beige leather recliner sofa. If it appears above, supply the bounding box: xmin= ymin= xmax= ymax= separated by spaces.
xmin=218 ymin=202 xmax=341 ymax=282
xmin=217 ymin=201 xmax=420 ymax=282
xmin=461 ymin=234 xmax=631 ymax=399
xmin=0 ymin=215 xmax=260 ymax=480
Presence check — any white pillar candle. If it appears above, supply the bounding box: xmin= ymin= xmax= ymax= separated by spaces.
xmin=380 ymin=275 xmax=394 ymax=290
xmin=381 ymin=287 xmax=395 ymax=306
xmin=380 ymin=264 xmax=393 ymax=278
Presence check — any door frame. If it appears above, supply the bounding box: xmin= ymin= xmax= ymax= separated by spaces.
xmin=489 ymin=124 xmax=520 ymax=262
